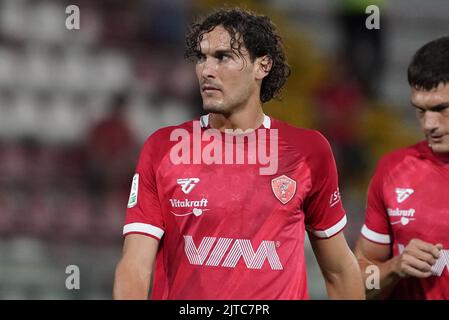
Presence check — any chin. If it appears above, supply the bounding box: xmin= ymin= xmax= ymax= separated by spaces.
xmin=202 ymin=103 xmax=228 ymax=114
xmin=429 ymin=143 xmax=449 ymax=154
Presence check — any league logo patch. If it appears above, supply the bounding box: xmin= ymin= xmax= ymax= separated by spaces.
xmin=127 ymin=173 xmax=139 ymax=208
xmin=271 ymin=175 xmax=296 ymax=204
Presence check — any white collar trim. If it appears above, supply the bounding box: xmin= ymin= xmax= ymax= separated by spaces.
xmin=199 ymin=114 xmax=271 ymax=129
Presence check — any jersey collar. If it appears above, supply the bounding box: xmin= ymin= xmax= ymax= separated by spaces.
xmin=199 ymin=114 xmax=271 ymax=129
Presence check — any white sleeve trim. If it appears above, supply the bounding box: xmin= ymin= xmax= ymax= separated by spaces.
xmin=361 ymin=224 xmax=391 ymax=244
xmin=308 ymin=215 xmax=347 ymax=238
xmin=123 ymin=222 xmax=164 ymax=239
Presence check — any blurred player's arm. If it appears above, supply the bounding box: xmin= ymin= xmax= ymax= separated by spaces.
xmin=310 ymin=232 xmax=365 ymax=299
xmin=113 ymin=234 xmax=159 ymax=299
xmin=355 ymin=237 xmax=442 ymax=299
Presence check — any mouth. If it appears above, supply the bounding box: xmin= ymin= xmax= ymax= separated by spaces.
xmin=429 ymin=134 xmax=446 ymax=143
xmin=202 ymin=85 xmax=221 ymax=93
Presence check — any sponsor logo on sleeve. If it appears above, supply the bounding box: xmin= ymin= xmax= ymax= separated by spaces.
xmin=329 ymin=188 xmax=341 ymax=207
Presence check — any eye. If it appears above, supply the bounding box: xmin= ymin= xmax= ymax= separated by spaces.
xmin=216 ymin=53 xmax=230 ymax=61
xmin=433 ymin=105 xmax=449 ymax=113
xmin=195 ymin=53 xmax=206 ymax=63
xmin=416 ymin=108 xmax=425 ymax=116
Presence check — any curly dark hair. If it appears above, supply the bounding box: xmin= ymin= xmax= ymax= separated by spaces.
xmin=408 ymin=36 xmax=449 ymax=90
xmin=185 ymin=7 xmax=291 ymax=103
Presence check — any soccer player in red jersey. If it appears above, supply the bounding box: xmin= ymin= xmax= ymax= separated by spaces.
xmin=355 ymin=37 xmax=449 ymax=299
xmin=113 ymin=8 xmax=364 ymax=300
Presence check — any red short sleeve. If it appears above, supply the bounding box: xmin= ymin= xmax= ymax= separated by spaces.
xmin=303 ymin=132 xmax=347 ymax=239
xmin=123 ymin=136 xmax=165 ymax=240
xmin=360 ymin=158 xmax=392 ymax=244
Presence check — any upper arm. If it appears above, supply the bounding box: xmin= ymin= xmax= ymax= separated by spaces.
xmin=309 ymin=232 xmax=356 ymax=274
xmin=113 ymin=234 xmax=159 ymax=299
xmin=121 ymin=234 xmax=159 ymax=267
xmin=355 ymin=236 xmax=392 ymax=265
xmin=310 ymin=232 xmax=365 ymax=299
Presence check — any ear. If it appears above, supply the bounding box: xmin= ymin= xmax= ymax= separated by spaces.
xmin=255 ymin=55 xmax=273 ymax=80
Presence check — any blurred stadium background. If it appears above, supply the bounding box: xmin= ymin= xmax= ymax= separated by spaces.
xmin=0 ymin=0 xmax=448 ymax=299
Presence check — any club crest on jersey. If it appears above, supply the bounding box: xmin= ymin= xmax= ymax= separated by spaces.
xmin=271 ymin=175 xmax=296 ymax=204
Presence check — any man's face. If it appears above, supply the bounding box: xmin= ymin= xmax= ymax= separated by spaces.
xmin=195 ymin=25 xmax=260 ymax=114
xmin=411 ymin=83 xmax=449 ymax=153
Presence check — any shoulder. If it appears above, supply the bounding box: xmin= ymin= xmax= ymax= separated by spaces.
xmin=271 ymin=118 xmax=331 ymax=154
xmin=375 ymin=141 xmax=425 ymax=173
xmin=368 ymin=142 xmax=426 ymax=187
xmin=137 ymin=119 xmax=196 ymax=165
xmin=143 ymin=119 xmax=195 ymax=148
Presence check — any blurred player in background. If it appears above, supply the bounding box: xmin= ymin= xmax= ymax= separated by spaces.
xmin=113 ymin=7 xmax=364 ymax=300
xmin=355 ymin=36 xmax=449 ymax=299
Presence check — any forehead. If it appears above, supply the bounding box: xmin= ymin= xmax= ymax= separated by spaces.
xmin=411 ymin=82 xmax=449 ymax=107
xmin=199 ymin=25 xmax=233 ymax=52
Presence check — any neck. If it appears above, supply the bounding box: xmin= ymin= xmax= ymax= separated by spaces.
xmin=209 ymin=108 xmax=265 ymax=131
xmin=209 ymin=102 xmax=265 ymax=131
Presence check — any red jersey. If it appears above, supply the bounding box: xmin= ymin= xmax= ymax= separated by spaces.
xmin=361 ymin=141 xmax=449 ymax=299
xmin=123 ymin=114 xmax=346 ymax=300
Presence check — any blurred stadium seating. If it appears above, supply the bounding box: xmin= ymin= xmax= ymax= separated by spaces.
xmin=0 ymin=0 xmax=448 ymax=299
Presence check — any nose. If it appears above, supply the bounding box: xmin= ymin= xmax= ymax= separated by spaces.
xmin=199 ymin=57 xmax=217 ymax=79
xmin=423 ymin=111 xmax=440 ymax=132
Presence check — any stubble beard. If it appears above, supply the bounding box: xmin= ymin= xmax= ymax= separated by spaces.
xmin=429 ymin=141 xmax=449 ymax=154
xmin=427 ymin=134 xmax=449 ymax=153
xmin=202 ymin=98 xmax=234 ymax=116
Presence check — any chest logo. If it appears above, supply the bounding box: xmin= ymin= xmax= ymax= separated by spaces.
xmin=395 ymin=188 xmax=414 ymax=203
xmin=177 ymin=178 xmax=200 ymax=194
xmin=271 ymin=175 xmax=296 ymax=204
xmin=388 ymin=208 xmax=416 ymax=226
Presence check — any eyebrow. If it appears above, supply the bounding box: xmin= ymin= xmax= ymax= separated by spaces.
xmin=216 ymin=49 xmax=235 ymax=56
xmin=199 ymin=48 xmax=235 ymax=55
xmin=411 ymin=102 xmax=449 ymax=112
